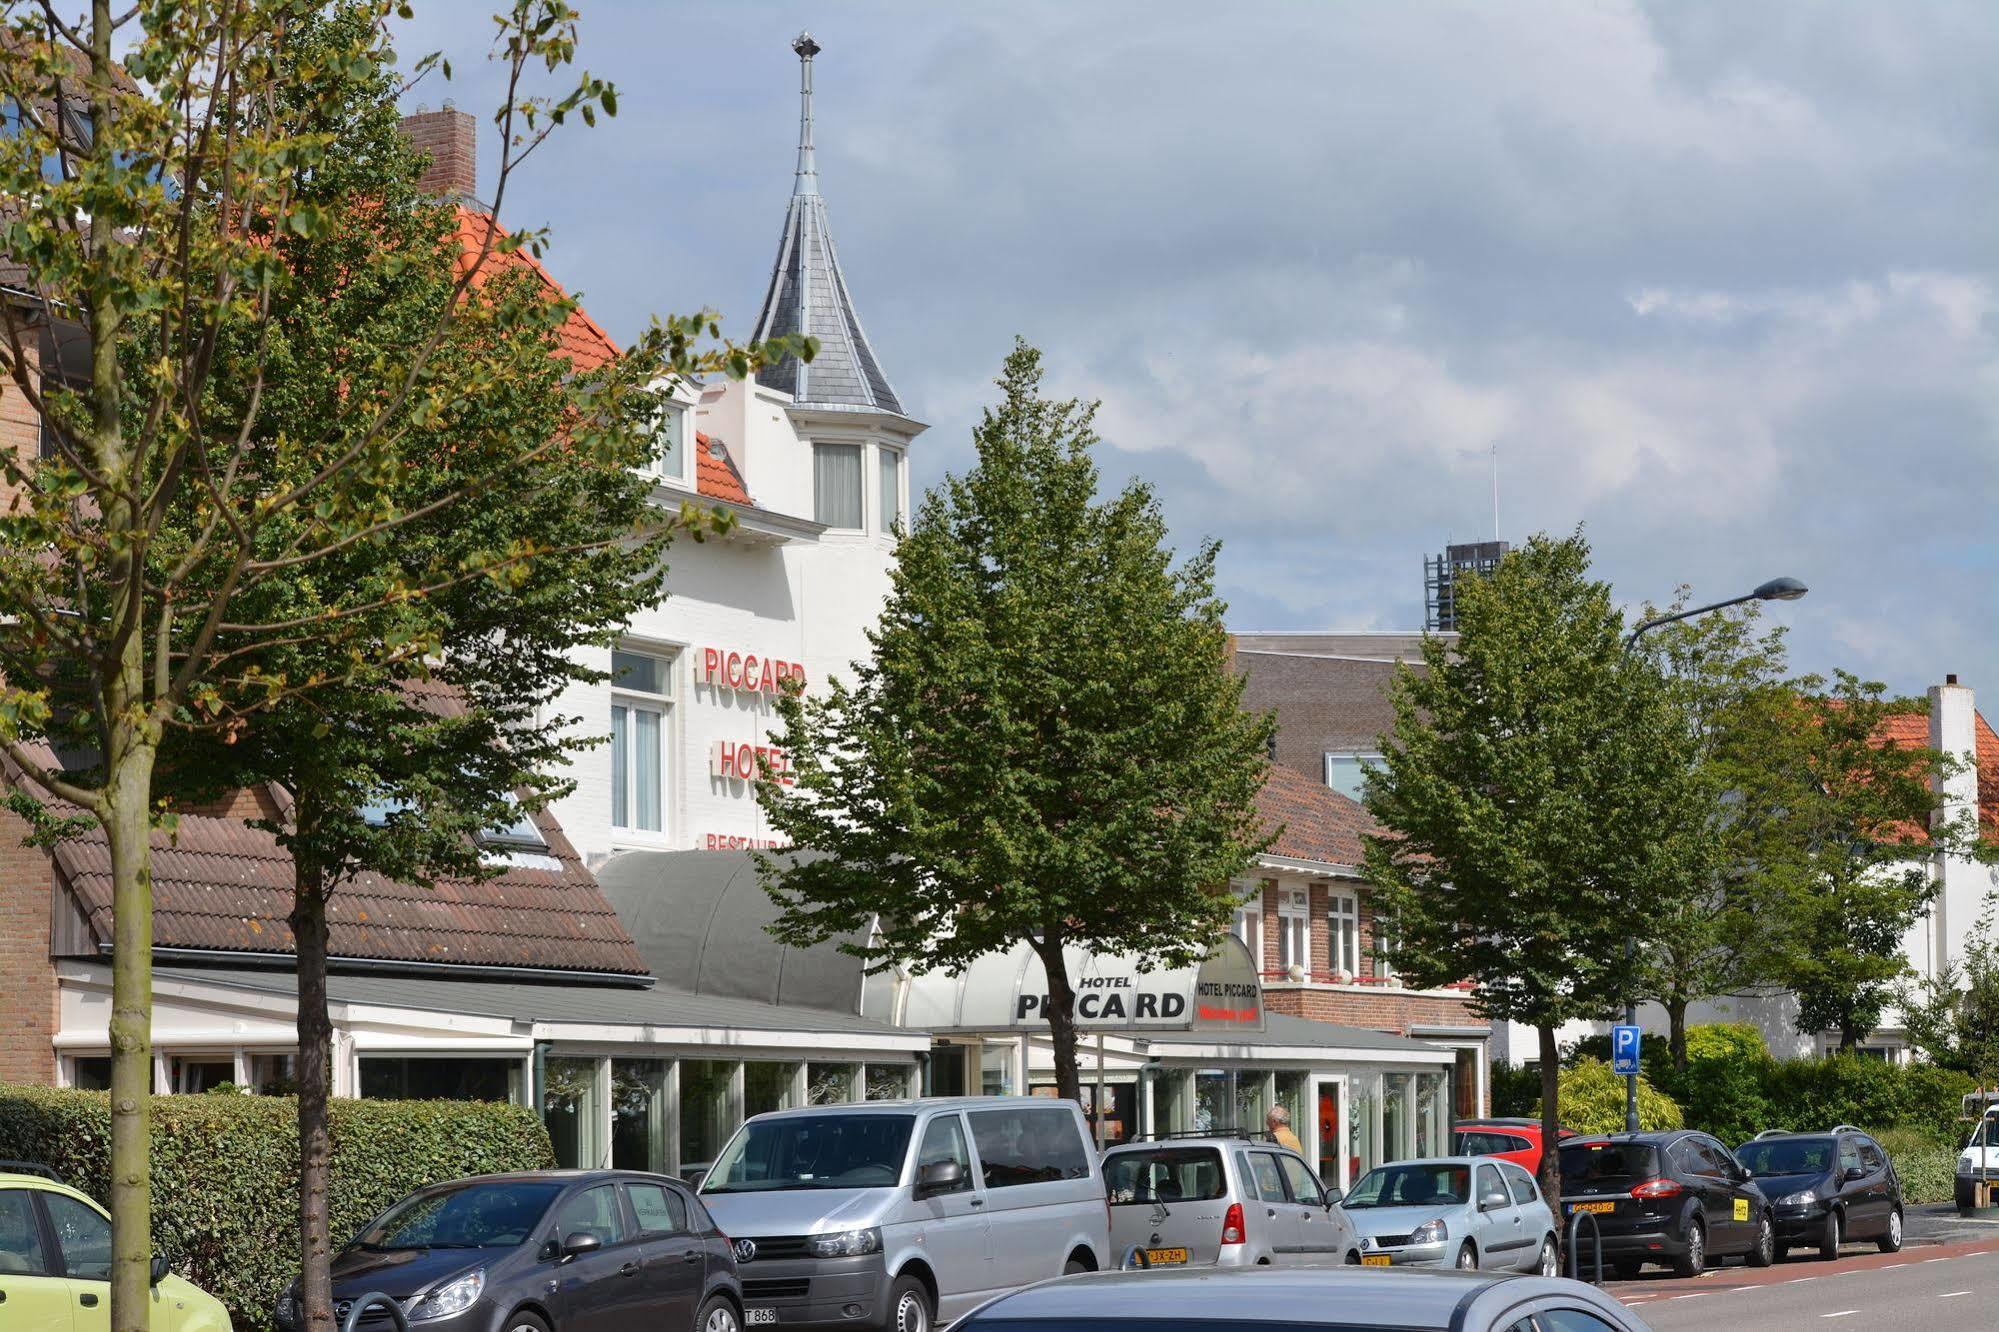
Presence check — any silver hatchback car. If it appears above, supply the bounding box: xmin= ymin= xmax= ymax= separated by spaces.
xmin=1345 ymin=1156 xmax=1561 ymax=1275
xmin=1100 ymin=1134 xmax=1360 ymax=1267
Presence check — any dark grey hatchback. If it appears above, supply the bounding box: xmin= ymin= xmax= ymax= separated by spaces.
xmin=276 ymin=1171 xmax=742 ymax=1332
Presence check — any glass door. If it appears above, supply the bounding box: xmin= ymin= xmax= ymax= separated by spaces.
xmin=1309 ymin=1074 xmax=1347 ymax=1189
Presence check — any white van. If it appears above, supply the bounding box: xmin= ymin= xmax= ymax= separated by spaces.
xmin=697 ymin=1097 xmax=1109 ymax=1332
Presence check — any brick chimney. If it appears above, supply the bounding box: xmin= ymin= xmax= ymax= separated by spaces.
xmin=399 ymin=103 xmax=476 ymax=199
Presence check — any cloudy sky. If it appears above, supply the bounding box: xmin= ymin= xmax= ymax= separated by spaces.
xmin=394 ymin=1 xmax=1996 ymax=693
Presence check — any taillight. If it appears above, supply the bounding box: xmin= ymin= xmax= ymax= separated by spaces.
xmin=1630 ymin=1178 xmax=1684 ymax=1200
xmin=1221 ymin=1202 xmax=1246 ymax=1246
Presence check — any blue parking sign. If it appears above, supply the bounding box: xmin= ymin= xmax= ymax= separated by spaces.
xmin=1612 ymin=1024 xmax=1642 ymax=1076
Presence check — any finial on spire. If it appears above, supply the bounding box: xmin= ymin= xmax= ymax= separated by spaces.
xmin=792 ymin=31 xmax=820 ymax=196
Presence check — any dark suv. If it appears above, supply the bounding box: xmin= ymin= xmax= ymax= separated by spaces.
xmin=277 ymin=1170 xmax=741 ymax=1332
xmin=1557 ymin=1131 xmax=1774 ymax=1278
xmin=1734 ymin=1127 xmax=1904 ymax=1260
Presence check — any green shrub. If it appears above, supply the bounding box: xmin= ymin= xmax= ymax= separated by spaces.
xmin=1542 ymin=1058 xmax=1683 ymax=1133
xmin=1871 ymin=1125 xmax=1960 ymax=1204
xmin=0 ymin=1084 xmax=553 ymax=1332
xmin=1654 ymin=1024 xmax=1774 ymax=1146
xmin=1490 ymin=1062 xmax=1541 ymax=1117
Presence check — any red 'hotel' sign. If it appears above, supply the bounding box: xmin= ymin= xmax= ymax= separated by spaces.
xmin=697 ymin=646 xmax=804 ymax=697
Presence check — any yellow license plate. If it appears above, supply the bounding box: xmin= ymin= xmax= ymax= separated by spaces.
xmin=1571 ymin=1201 xmax=1615 ymax=1214
xmin=1144 ymin=1247 xmax=1189 ymax=1266
xmin=1361 ymin=1253 xmax=1392 ymax=1266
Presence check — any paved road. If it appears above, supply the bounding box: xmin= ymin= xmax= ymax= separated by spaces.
xmin=1595 ymin=1207 xmax=1999 ymax=1329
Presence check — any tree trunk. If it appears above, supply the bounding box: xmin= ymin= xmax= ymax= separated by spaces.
xmin=1667 ymin=998 xmax=1690 ymax=1072
xmin=1037 ymin=936 xmax=1082 ymax=1103
xmin=1839 ymin=1023 xmax=1860 ymax=1055
xmin=104 ymin=731 xmax=158 ymax=1332
xmin=1536 ymin=1025 xmax=1563 ymax=1264
xmin=291 ymin=829 xmax=335 ymax=1332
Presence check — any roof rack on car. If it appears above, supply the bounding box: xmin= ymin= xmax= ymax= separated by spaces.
xmin=1125 ymin=1128 xmax=1280 ymax=1144
xmin=1828 ymin=1124 xmax=1863 ymax=1136
xmin=0 ymin=1160 xmax=63 ymax=1183
xmin=1752 ymin=1129 xmax=1793 ymax=1140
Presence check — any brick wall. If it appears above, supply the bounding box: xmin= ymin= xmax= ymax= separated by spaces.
xmin=174 ymin=786 xmax=280 ymax=822
xmin=1264 ymin=985 xmax=1481 ymax=1035
xmin=0 ymin=332 xmax=41 ymax=515
xmin=0 ymin=802 xmax=58 ymax=1084
xmin=400 ymin=107 xmax=477 ymax=198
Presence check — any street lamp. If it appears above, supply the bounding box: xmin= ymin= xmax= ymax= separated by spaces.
xmin=1616 ymin=575 xmax=1808 ymax=1133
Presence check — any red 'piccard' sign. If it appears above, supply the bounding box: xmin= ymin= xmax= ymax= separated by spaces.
xmin=697 ymin=647 xmax=804 ymax=697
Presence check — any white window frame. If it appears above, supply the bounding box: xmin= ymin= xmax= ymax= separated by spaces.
xmin=1328 ymin=889 xmax=1359 ymax=980
xmin=1323 ymin=751 xmax=1383 ymax=802
xmin=1372 ymin=905 xmax=1398 ymax=982
xmin=610 ymin=644 xmax=677 ymax=843
xmin=1230 ymin=880 xmax=1263 ymax=971
xmin=1277 ymin=885 xmax=1309 ymax=977
xmin=876 ymin=445 xmax=904 ymax=534
xmin=650 ymin=402 xmax=691 ymax=489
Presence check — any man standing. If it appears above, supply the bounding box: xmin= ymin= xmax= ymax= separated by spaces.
xmin=1267 ymin=1106 xmax=1304 ymax=1154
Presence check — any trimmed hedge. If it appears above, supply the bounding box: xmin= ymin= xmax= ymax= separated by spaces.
xmin=1540 ymin=1057 xmax=1683 ymax=1133
xmin=0 ymin=1084 xmax=554 ymax=1332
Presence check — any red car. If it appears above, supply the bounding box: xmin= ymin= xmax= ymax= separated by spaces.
xmin=1452 ymin=1117 xmax=1578 ymax=1174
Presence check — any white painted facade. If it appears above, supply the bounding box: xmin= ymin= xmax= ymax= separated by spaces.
xmin=545 ymin=375 xmax=923 ymax=866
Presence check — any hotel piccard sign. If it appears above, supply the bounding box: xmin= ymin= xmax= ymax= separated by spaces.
xmin=695 ymin=646 xmax=805 ymax=698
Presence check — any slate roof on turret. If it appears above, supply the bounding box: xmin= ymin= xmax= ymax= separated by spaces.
xmin=750 ymin=32 xmax=906 ymax=418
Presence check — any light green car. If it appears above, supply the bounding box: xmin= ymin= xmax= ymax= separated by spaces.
xmin=0 ymin=1167 xmax=233 ymax=1331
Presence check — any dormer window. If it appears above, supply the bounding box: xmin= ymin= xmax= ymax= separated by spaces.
xmin=480 ymin=792 xmax=548 ymax=851
xmin=813 ymin=443 xmax=862 ymax=529
xmin=652 ymin=404 xmax=688 ymax=485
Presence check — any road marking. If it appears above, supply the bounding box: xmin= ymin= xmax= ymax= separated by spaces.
xmin=1786 ymin=1276 xmax=1817 ymax=1284
xmin=1821 ymin=1312 xmax=1857 ymax=1320
xmin=1669 ymin=1292 xmax=1704 ymax=1300
xmin=1941 ymin=1291 xmax=1969 ymax=1298
xmin=1882 ymin=1262 xmax=1906 ymax=1268
xmin=1923 ymin=1256 xmax=1951 ymax=1263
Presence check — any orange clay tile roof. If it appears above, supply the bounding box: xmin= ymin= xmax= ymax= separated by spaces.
xmin=693 ymin=431 xmax=753 ymax=506
xmin=1872 ymin=706 xmax=1999 ymax=837
xmin=451 ymin=206 xmax=620 ymax=372
xmin=1256 ymin=763 xmax=1376 ymax=867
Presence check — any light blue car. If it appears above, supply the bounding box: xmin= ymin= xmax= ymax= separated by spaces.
xmin=1344 ymin=1156 xmax=1561 ymax=1275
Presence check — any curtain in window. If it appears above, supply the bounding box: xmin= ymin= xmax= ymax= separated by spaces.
xmin=814 ymin=444 xmax=863 ymax=527
xmin=632 ymin=708 xmax=662 ymax=831
xmin=611 ymin=705 xmax=628 ymax=827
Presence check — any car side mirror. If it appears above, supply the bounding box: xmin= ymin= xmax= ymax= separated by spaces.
xmin=1322 ymin=1187 xmax=1344 ymax=1207
xmin=149 ymin=1254 xmax=169 ymax=1286
xmin=1480 ymin=1191 xmax=1509 ymax=1212
xmin=916 ymin=1159 xmax=965 ymax=1198
xmin=1844 ymin=1166 xmax=1866 ymax=1182
xmin=561 ymin=1232 xmax=603 ymax=1261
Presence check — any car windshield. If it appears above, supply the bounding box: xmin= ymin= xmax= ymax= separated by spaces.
xmin=355 ymin=1180 xmax=562 ymax=1250
xmin=1104 ymin=1147 xmax=1225 ymax=1204
xmin=1735 ymin=1137 xmax=1834 ymax=1177
xmin=1968 ymin=1117 xmax=1999 ymax=1149
xmin=701 ymin=1114 xmax=916 ymax=1193
xmin=1344 ymin=1163 xmax=1469 ymax=1209
xmin=1559 ymin=1142 xmax=1661 ymax=1190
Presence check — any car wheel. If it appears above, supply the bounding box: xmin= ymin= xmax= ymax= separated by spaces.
xmin=506 ymin=1314 xmax=552 ymax=1332
xmin=1747 ymin=1212 xmax=1775 ymax=1268
xmin=1672 ymin=1219 xmax=1706 ymax=1278
xmin=1536 ymin=1236 xmax=1559 ymax=1277
xmin=1063 ymin=1258 xmax=1089 ymax=1275
xmin=1817 ymin=1208 xmax=1841 ymax=1261
xmin=1345 ymin=1250 xmax=1361 ymax=1265
xmin=1455 ymin=1241 xmax=1478 ymax=1271
xmin=697 ymin=1295 xmax=739 ymax=1332
xmin=1878 ymin=1207 xmax=1903 ymax=1254
xmin=888 ymin=1275 xmax=931 ymax=1332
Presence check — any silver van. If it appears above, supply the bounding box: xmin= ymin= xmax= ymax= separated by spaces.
xmin=696 ymin=1097 xmax=1109 ymax=1332
xmin=1100 ymin=1134 xmax=1359 ymax=1268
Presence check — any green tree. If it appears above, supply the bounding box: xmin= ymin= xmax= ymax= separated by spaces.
xmin=1759 ymin=673 xmax=1978 ymax=1051
xmin=0 ymin=6 xmax=794 ymax=1327
xmin=1361 ymin=531 xmax=1699 ymax=1207
xmin=1631 ymin=597 xmax=1795 ymax=1069
xmin=1896 ymin=913 xmax=1999 ymax=1089
xmin=1544 ymin=1058 xmax=1683 ymax=1135
xmin=756 ymin=341 xmax=1275 ymax=1101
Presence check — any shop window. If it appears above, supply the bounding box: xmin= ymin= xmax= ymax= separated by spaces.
xmin=1348 ymin=1075 xmax=1378 ymax=1180
xmin=1273 ymin=1072 xmax=1307 ymax=1138
xmin=171 ymin=1057 xmax=235 ymax=1094
xmin=611 ymin=647 xmax=674 ymax=836
xmin=1383 ymin=1074 xmax=1412 ymax=1160
xmin=1328 ymin=892 xmax=1359 ymax=979
xmin=978 ymin=1046 xmax=1014 ymax=1098
xmin=542 ymin=1056 xmax=604 ymax=1169
xmin=1414 ymin=1072 xmax=1444 ymax=1158
xmin=360 ymin=1056 xmax=522 ymax=1104
xmin=1276 ymin=886 xmax=1308 ymax=976
xmin=865 ymin=1064 xmax=913 ymax=1101
xmin=1234 ymin=1073 xmax=1267 ymax=1135
xmin=1155 ymin=1070 xmax=1191 ymax=1134
xmin=812 ymin=443 xmax=863 ymax=528
xmin=745 ymin=1061 xmax=802 ymax=1118
xmin=928 ymin=1044 xmax=969 ymax=1098
xmin=679 ymin=1060 xmax=737 ymax=1171
xmin=877 ymin=447 xmax=903 ymax=531
xmin=808 ymin=1062 xmax=858 ymax=1104
xmin=1323 ymin=751 xmax=1381 ymax=801
xmin=1194 ymin=1071 xmax=1228 ymax=1133
xmin=1453 ymin=1048 xmax=1480 ymax=1119
xmin=612 ymin=1059 xmax=670 ymax=1173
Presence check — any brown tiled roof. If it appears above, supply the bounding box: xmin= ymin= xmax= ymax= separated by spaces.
xmin=1875 ymin=706 xmax=1999 ymax=838
xmin=1255 ymin=763 xmax=1375 ymax=868
xmin=51 ymin=802 xmax=645 ymax=976
xmin=694 ymin=431 xmax=754 ymax=506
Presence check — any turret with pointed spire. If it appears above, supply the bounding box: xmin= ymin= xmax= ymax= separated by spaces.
xmin=752 ymin=32 xmax=907 ymax=418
